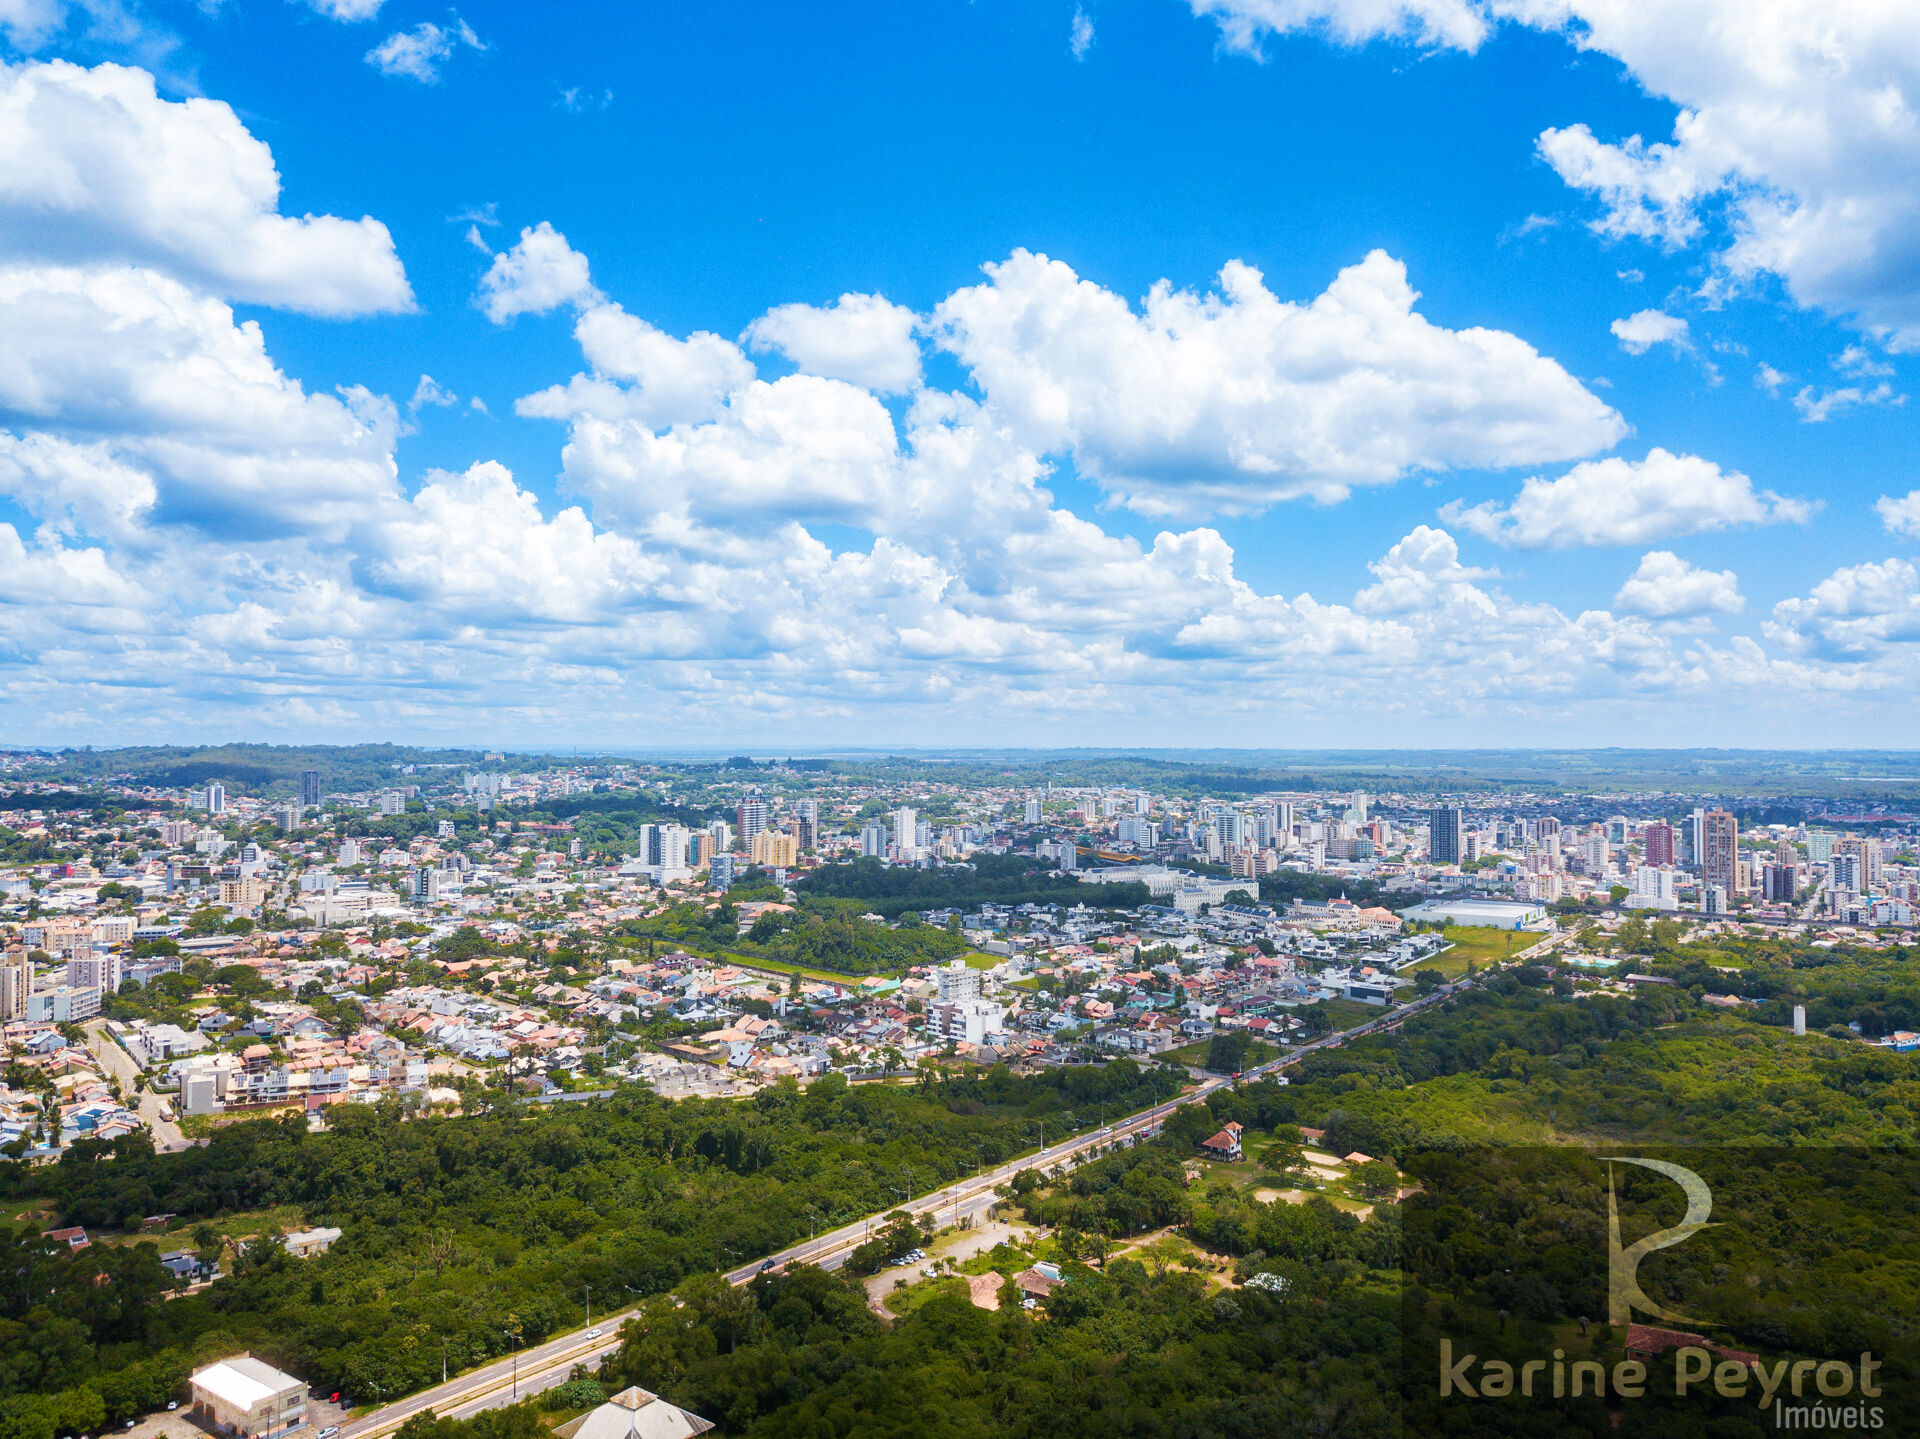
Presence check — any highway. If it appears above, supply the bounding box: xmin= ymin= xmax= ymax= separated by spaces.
xmin=335 ymin=1318 xmax=631 ymax=1439
xmin=329 ymin=933 xmax=1550 ymax=1433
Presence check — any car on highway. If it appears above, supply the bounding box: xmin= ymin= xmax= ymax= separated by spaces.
xmin=586 ymin=1328 xmax=603 ymax=1339
xmin=318 ymin=1427 xmax=340 ymax=1438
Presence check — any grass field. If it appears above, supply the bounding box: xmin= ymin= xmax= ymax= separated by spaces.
xmin=1404 ymin=924 xmax=1540 ymax=977
xmin=1317 ymin=997 xmax=1391 ymax=1031
xmin=703 ymin=948 xmax=889 ymax=986
xmin=962 ymin=951 xmax=1003 ymax=970
xmin=1162 ymin=1036 xmax=1281 ymax=1072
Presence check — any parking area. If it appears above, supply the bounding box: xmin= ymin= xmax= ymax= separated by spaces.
xmin=123 ymin=1394 xmax=352 ymax=1439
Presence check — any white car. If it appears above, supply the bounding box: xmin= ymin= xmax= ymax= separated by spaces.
xmin=318 ymin=1428 xmax=340 ymax=1438
xmin=586 ymin=1328 xmax=602 ymax=1339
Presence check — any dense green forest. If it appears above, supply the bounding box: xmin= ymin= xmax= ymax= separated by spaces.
xmin=796 ymin=855 xmax=1149 ymax=918
xmin=595 ymin=1253 xmax=1396 ymax=1437
xmin=611 ymin=896 xmax=969 ymax=977
xmin=1235 ymin=969 xmax=1920 ymax=1154
xmin=6 ymin=954 xmax=1918 ymax=1437
xmin=0 ymin=1065 xmax=1169 ymax=1430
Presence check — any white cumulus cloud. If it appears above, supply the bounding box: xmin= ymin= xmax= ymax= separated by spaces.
xmin=1767 ymin=558 xmax=1920 ymax=656
xmin=932 ymin=248 xmax=1624 ymax=514
xmin=1191 ymin=1 xmax=1920 ymax=348
xmin=743 ymin=292 xmax=922 ymax=394
xmin=0 ymin=264 xmax=400 ymax=538
xmin=1611 ymin=309 xmax=1690 ymax=355
xmin=476 ymin=221 xmax=601 ymax=323
xmin=0 ymin=59 xmax=411 ymax=316
xmin=1441 ymin=447 xmax=1814 ymax=549
xmin=1613 ymin=550 xmax=1743 ymax=617
xmin=1877 ymin=490 xmax=1920 ymax=541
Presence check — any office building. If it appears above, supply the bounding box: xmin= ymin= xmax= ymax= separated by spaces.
xmin=1701 ymin=810 xmax=1739 ymax=893
xmin=298 ymin=770 xmax=321 ymax=810
xmin=1428 ymin=806 xmax=1463 ymax=865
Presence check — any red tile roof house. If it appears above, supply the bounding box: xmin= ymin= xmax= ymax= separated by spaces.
xmin=1199 ymin=1121 xmax=1244 ymax=1159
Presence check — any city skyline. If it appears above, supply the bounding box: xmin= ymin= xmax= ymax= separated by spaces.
xmin=4 ymin=2 xmax=1920 ymax=745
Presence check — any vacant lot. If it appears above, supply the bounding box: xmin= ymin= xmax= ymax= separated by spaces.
xmin=1405 ymin=925 xmax=1536 ymax=977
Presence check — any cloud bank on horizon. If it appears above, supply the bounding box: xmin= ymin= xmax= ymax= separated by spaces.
xmin=0 ymin=1 xmax=1918 ymax=746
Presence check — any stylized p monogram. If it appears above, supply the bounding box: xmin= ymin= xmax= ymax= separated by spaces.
xmin=1606 ymin=1156 xmax=1715 ymax=1328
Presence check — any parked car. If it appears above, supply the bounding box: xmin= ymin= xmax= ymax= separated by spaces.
xmin=318 ymin=1428 xmax=340 ymax=1438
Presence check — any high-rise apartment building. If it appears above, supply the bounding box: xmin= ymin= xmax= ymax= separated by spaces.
xmin=206 ymin=782 xmax=226 ymax=815
xmin=0 ymin=949 xmax=30 ymax=1022
xmin=66 ymin=952 xmax=123 ymax=996
xmin=861 ymin=822 xmax=889 ymax=858
xmin=1683 ymin=808 xmax=1706 ymax=868
xmin=1701 ymin=809 xmax=1739 ymax=893
xmin=751 ymin=829 xmax=798 ymax=868
xmin=299 ymin=769 xmax=321 ymax=810
xmin=1644 ymin=822 xmax=1675 ymax=868
xmin=736 ymin=798 xmax=768 ymax=848
xmin=1024 ymin=797 xmax=1043 ymax=825
xmin=1428 ymin=806 xmax=1463 ymax=865
xmin=893 ymin=806 xmax=918 ymax=855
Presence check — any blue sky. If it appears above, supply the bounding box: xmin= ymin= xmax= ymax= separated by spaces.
xmin=2 ymin=0 xmax=1919 ymax=746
